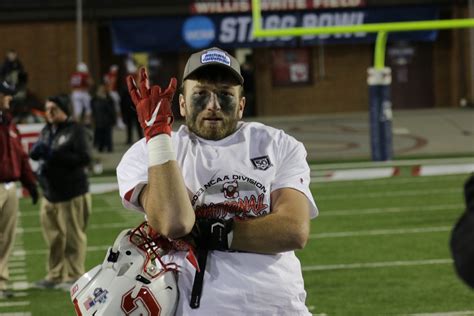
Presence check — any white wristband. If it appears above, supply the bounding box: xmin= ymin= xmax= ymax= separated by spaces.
xmin=147 ymin=134 xmax=176 ymax=166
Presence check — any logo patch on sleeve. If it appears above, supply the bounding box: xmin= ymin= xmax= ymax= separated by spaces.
xmin=250 ymin=156 xmax=272 ymax=171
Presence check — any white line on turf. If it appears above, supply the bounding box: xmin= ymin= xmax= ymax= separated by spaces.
xmin=317 ymin=188 xmax=460 ymax=200
xmin=311 ymin=174 xmax=465 ymax=187
xmin=321 ymin=203 xmax=462 ymax=216
xmin=17 ymin=222 xmax=138 ymax=234
xmin=21 ymin=245 xmax=109 ymax=256
xmin=309 ymin=157 xmax=474 ymax=170
xmin=8 ymin=261 xmax=26 ymax=268
xmin=0 ymin=313 xmax=32 ymax=316
xmin=11 ymin=282 xmax=29 ymax=291
xmin=9 ymin=268 xmax=25 ymax=275
xmin=310 ymin=226 xmax=451 ymax=238
xmin=302 ymin=258 xmax=452 ymax=271
xmin=406 ymin=311 xmax=474 ymax=316
xmin=0 ymin=301 xmax=30 ymax=308
xmin=8 ymin=256 xmax=26 ymax=262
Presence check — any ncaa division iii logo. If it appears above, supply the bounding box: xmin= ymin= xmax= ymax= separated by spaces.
xmin=251 ymin=156 xmax=272 ymax=171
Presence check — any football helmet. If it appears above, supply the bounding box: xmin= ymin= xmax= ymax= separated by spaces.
xmin=70 ymin=222 xmax=180 ymax=316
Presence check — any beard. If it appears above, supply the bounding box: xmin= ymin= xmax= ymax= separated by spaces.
xmin=185 ymin=109 xmax=240 ymax=140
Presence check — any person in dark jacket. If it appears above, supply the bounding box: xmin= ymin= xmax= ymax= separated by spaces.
xmin=119 ymin=67 xmax=143 ymax=144
xmin=91 ymin=84 xmax=116 ymax=152
xmin=29 ymin=94 xmax=92 ymax=291
xmin=0 ymin=81 xmax=37 ymax=299
xmin=451 ymin=174 xmax=474 ymax=289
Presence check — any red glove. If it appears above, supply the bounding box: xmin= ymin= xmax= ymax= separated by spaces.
xmin=126 ymin=68 xmax=177 ymax=141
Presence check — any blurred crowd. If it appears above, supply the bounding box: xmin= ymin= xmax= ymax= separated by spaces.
xmin=2 ymin=50 xmax=144 ymax=150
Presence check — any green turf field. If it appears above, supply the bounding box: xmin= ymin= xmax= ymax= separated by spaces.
xmin=1 ymin=173 xmax=473 ymax=315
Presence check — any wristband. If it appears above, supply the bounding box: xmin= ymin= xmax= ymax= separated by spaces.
xmin=147 ymin=134 xmax=176 ymax=166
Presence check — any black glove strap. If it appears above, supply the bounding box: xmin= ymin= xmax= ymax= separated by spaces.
xmin=190 ymin=247 xmax=208 ymax=309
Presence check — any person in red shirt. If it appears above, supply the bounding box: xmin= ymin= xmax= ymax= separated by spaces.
xmin=70 ymin=62 xmax=93 ymax=125
xmin=0 ymin=80 xmax=38 ymax=299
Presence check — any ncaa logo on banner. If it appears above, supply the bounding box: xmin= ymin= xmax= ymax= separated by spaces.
xmin=182 ymin=16 xmax=216 ymax=49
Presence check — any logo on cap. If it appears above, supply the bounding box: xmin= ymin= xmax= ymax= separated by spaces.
xmin=201 ymin=50 xmax=231 ymax=66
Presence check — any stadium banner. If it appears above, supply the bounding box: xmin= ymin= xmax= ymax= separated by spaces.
xmin=110 ymin=6 xmax=439 ymax=53
xmin=189 ymin=0 xmax=367 ymax=14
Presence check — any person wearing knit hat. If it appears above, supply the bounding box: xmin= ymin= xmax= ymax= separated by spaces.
xmin=30 ymin=94 xmax=92 ymax=291
xmin=47 ymin=94 xmax=71 ymax=117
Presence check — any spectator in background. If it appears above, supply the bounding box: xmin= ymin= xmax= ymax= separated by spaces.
xmin=0 ymin=81 xmax=38 ymax=299
xmin=104 ymin=64 xmax=125 ymax=129
xmin=119 ymin=62 xmax=143 ymax=144
xmin=29 ymin=94 xmax=92 ymax=291
xmin=70 ymin=62 xmax=93 ymax=126
xmin=450 ymin=174 xmax=474 ymax=289
xmin=91 ymin=83 xmax=116 ymax=152
xmin=0 ymin=50 xmax=28 ymax=101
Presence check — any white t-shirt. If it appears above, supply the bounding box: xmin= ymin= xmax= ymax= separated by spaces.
xmin=117 ymin=121 xmax=318 ymax=315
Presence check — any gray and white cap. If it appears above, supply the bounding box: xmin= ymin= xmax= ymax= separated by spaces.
xmin=182 ymin=47 xmax=244 ymax=84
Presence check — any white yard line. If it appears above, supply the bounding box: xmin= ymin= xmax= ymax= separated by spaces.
xmin=22 ymin=245 xmax=109 ymax=256
xmin=8 ymin=262 xmax=26 ymax=268
xmin=310 ymin=226 xmax=451 ymax=239
xmin=0 ymin=302 xmax=30 ymax=308
xmin=309 ymin=157 xmax=474 ymax=170
xmin=17 ymin=222 xmax=137 ymax=234
xmin=9 ymin=275 xmax=27 ymax=282
xmin=8 ymin=268 xmax=26 ymax=275
xmin=19 ymin=225 xmax=452 ymax=256
xmin=0 ymin=313 xmax=32 ymax=316
xmin=19 ymin=205 xmax=130 ymax=217
xmin=317 ymin=188 xmax=461 ymax=200
xmin=311 ymin=174 xmax=464 ymax=187
xmin=302 ymin=258 xmax=452 ymax=271
xmin=406 ymin=311 xmax=474 ymax=316
xmin=321 ymin=203 xmax=463 ymax=216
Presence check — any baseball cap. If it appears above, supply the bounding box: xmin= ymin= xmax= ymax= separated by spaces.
xmin=183 ymin=47 xmax=244 ymax=85
xmin=47 ymin=94 xmax=71 ymax=116
xmin=0 ymin=80 xmax=17 ymax=96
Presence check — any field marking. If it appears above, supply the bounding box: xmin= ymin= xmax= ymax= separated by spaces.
xmin=20 ymin=226 xmax=453 ymax=256
xmin=17 ymin=222 xmax=139 ymax=234
xmin=321 ymin=203 xmax=463 ymax=216
xmin=406 ymin=311 xmax=474 ymax=316
xmin=302 ymin=258 xmax=452 ymax=271
xmin=8 ymin=256 xmax=26 ymax=262
xmin=9 ymin=268 xmax=26 ymax=275
xmin=20 ymin=245 xmax=109 ymax=256
xmin=309 ymin=157 xmax=474 ymax=170
xmin=310 ymin=226 xmax=451 ymax=239
xmin=8 ymin=261 xmax=26 ymax=268
xmin=317 ymin=188 xmax=461 ymax=200
xmin=311 ymin=174 xmax=464 ymax=187
xmin=19 ymin=205 xmax=130 ymax=217
xmin=19 ymin=225 xmax=453 ymax=255
xmin=9 ymin=275 xmax=27 ymax=281
xmin=0 ymin=302 xmax=30 ymax=308
xmin=11 ymin=282 xmax=29 ymax=291
xmin=0 ymin=313 xmax=32 ymax=316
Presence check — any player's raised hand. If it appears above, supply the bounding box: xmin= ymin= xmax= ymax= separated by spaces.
xmin=126 ymin=67 xmax=177 ymax=141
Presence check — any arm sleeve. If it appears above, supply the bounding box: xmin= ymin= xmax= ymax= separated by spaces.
xmin=117 ymin=139 xmax=149 ymax=212
xmin=272 ymin=132 xmax=318 ymax=218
